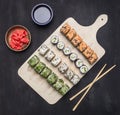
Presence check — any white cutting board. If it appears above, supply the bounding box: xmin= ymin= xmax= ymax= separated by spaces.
xmin=18 ymin=14 xmax=108 ymax=104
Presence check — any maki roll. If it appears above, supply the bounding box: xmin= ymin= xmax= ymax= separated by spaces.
xmin=64 ymin=69 xmax=74 ymax=80
xmin=60 ymin=23 xmax=71 ymax=35
xmin=69 ymin=53 xmax=78 ymax=62
xmin=47 ymin=73 xmax=58 ymax=85
xmin=71 ymin=35 xmax=82 ymax=47
xmin=66 ymin=29 xmax=76 ymax=40
xmin=38 ymin=44 xmax=49 ymax=56
xmin=51 ymin=56 xmax=61 ymax=67
xmin=40 ymin=67 xmax=52 ymax=78
xmin=53 ymin=79 xmax=64 ymax=91
xmin=57 ymin=41 xmax=65 ymax=50
xmin=88 ymin=52 xmax=98 ymax=64
xmin=75 ymin=59 xmax=83 ymax=68
xmin=58 ymin=63 xmax=68 ymax=74
xmin=83 ymin=46 xmax=93 ymax=59
xmin=63 ymin=47 xmax=71 ymax=56
xmin=71 ymin=74 xmax=80 ymax=85
xmin=50 ymin=35 xmax=59 ymax=45
xmin=59 ymin=84 xmax=70 ymax=95
xmin=34 ymin=62 xmax=46 ymax=73
xmin=28 ymin=55 xmax=39 ymax=67
xmin=80 ymin=65 xmax=88 ymax=74
xmin=45 ymin=50 xmax=55 ymax=61
xmin=77 ymin=41 xmax=87 ymax=52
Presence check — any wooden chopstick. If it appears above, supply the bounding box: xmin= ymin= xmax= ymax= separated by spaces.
xmin=72 ymin=64 xmax=116 ymax=111
xmin=70 ymin=64 xmax=107 ymax=101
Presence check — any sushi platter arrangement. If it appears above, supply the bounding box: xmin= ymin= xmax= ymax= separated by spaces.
xmin=18 ymin=14 xmax=108 ymax=104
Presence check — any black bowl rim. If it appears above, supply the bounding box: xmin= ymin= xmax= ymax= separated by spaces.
xmin=31 ymin=3 xmax=53 ymax=26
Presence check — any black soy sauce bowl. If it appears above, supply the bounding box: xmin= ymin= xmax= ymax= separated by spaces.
xmin=31 ymin=3 xmax=53 ymax=26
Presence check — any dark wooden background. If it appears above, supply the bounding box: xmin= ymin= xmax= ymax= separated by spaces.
xmin=0 ymin=0 xmax=120 ymax=115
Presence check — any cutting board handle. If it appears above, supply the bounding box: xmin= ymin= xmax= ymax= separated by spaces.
xmin=92 ymin=14 xmax=108 ymax=31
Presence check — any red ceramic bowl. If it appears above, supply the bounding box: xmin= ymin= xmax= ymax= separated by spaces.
xmin=5 ymin=25 xmax=31 ymax=52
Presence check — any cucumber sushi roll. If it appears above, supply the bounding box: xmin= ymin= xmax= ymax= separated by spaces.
xmin=57 ymin=41 xmax=65 ymax=50
xmin=38 ymin=44 xmax=49 ymax=56
xmin=69 ymin=53 xmax=78 ymax=62
xmin=63 ymin=47 xmax=71 ymax=56
xmin=45 ymin=50 xmax=55 ymax=61
xmin=64 ymin=69 xmax=74 ymax=80
xmin=59 ymin=84 xmax=70 ymax=95
xmin=75 ymin=59 xmax=83 ymax=68
xmin=80 ymin=65 xmax=88 ymax=74
xmin=28 ymin=55 xmax=39 ymax=67
xmin=47 ymin=73 xmax=58 ymax=85
xmin=71 ymin=74 xmax=80 ymax=85
xmin=53 ymin=79 xmax=64 ymax=91
xmin=34 ymin=62 xmax=46 ymax=73
xmin=40 ymin=67 xmax=52 ymax=78
xmin=50 ymin=35 xmax=59 ymax=45
xmin=51 ymin=56 xmax=61 ymax=67
xmin=58 ymin=62 xmax=68 ymax=74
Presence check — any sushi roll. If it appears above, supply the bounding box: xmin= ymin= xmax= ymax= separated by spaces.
xmin=45 ymin=50 xmax=55 ymax=61
xmin=38 ymin=44 xmax=49 ymax=56
xmin=71 ymin=74 xmax=81 ymax=85
xmin=47 ymin=73 xmax=58 ymax=85
xmin=53 ymin=79 xmax=64 ymax=91
xmin=59 ymin=84 xmax=70 ymax=95
xmin=40 ymin=67 xmax=52 ymax=78
xmin=63 ymin=47 xmax=71 ymax=56
xmin=28 ymin=55 xmax=39 ymax=67
xmin=58 ymin=63 xmax=68 ymax=74
xmin=80 ymin=65 xmax=88 ymax=74
xmin=50 ymin=35 xmax=59 ymax=45
xmin=83 ymin=46 xmax=93 ymax=59
xmin=69 ymin=53 xmax=78 ymax=62
xmin=88 ymin=52 xmax=98 ymax=64
xmin=77 ymin=41 xmax=87 ymax=52
xmin=75 ymin=59 xmax=83 ymax=68
xmin=51 ymin=56 xmax=61 ymax=67
xmin=60 ymin=23 xmax=71 ymax=35
xmin=57 ymin=41 xmax=65 ymax=50
xmin=34 ymin=62 xmax=46 ymax=73
xmin=66 ymin=29 xmax=76 ymax=40
xmin=64 ymin=69 xmax=74 ymax=80
xmin=71 ymin=35 xmax=82 ymax=47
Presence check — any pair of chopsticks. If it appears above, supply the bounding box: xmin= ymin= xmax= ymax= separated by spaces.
xmin=69 ymin=64 xmax=116 ymax=111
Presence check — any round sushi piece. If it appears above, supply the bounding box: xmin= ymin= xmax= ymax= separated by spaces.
xmin=71 ymin=74 xmax=80 ymax=85
xmin=69 ymin=53 xmax=78 ymax=62
xmin=64 ymin=69 xmax=74 ymax=80
xmin=59 ymin=84 xmax=70 ymax=95
xmin=53 ymin=79 xmax=64 ymax=91
xmin=80 ymin=65 xmax=88 ymax=74
xmin=50 ymin=35 xmax=59 ymax=45
xmin=75 ymin=59 xmax=83 ymax=68
xmin=51 ymin=56 xmax=61 ymax=67
xmin=58 ymin=62 xmax=68 ymax=74
xmin=47 ymin=73 xmax=58 ymax=85
xmin=40 ymin=67 xmax=52 ymax=78
xmin=57 ymin=41 xmax=65 ymax=50
xmin=38 ymin=44 xmax=49 ymax=56
xmin=45 ymin=50 xmax=55 ymax=61
xmin=63 ymin=47 xmax=71 ymax=56
xmin=34 ymin=62 xmax=46 ymax=73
